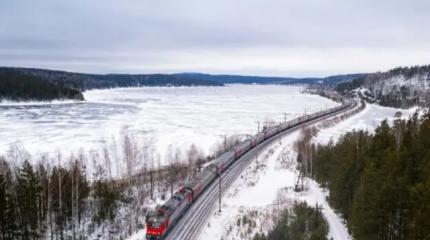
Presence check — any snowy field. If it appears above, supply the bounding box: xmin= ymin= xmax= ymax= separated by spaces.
xmin=0 ymin=85 xmax=337 ymax=167
xmin=195 ymin=103 xmax=416 ymax=240
xmin=315 ymin=103 xmax=419 ymax=144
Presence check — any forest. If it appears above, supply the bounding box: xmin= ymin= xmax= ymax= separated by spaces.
xmin=0 ymin=67 xmax=223 ymax=101
xmin=0 ymin=149 xmax=194 ymax=239
xmin=0 ymin=130 xmax=246 ymax=239
xmin=253 ymin=202 xmax=329 ymax=240
xmin=0 ymin=69 xmax=84 ymax=101
xmin=335 ymin=65 xmax=430 ymax=108
xmin=312 ymin=111 xmax=430 ymax=240
xmin=1 ymin=67 xmax=223 ymax=90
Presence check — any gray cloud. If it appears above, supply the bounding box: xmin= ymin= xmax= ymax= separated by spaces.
xmin=1 ymin=0 xmax=429 ymax=76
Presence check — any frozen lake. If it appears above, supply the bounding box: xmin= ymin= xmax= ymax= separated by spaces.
xmin=0 ymin=85 xmax=337 ymax=165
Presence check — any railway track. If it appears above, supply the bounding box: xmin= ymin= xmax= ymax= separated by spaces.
xmin=165 ymin=100 xmax=359 ymax=240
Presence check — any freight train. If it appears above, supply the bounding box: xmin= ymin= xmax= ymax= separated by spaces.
xmin=146 ymin=100 xmax=357 ymax=240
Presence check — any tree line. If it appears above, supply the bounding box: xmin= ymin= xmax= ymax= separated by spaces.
xmin=312 ymin=111 xmax=430 ymax=240
xmin=0 ymin=129 xmax=235 ymax=239
xmin=0 ymin=69 xmax=84 ymax=102
xmin=0 ymin=150 xmax=200 ymax=239
xmin=0 ymin=67 xmax=224 ymax=102
xmin=0 ymin=157 xmax=93 ymax=239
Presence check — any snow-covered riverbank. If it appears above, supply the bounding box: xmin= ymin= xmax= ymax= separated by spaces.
xmin=0 ymin=99 xmax=85 ymax=106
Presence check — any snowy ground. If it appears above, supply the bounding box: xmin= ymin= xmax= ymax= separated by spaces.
xmin=195 ymin=103 xmax=416 ymax=240
xmin=315 ymin=103 xmax=418 ymax=144
xmin=0 ymin=99 xmax=83 ymax=106
xmin=0 ymin=85 xmax=337 ymax=173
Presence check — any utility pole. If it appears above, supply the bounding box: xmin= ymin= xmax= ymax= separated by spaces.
xmin=207 ymin=166 xmax=222 ymax=213
xmin=256 ymin=121 xmax=260 ymax=133
xmin=150 ymin=170 xmax=154 ymax=199
xmin=218 ymin=170 xmax=221 ymax=213
xmin=219 ymin=134 xmax=227 ymax=150
xmin=283 ymin=113 xmax=287 ymax=123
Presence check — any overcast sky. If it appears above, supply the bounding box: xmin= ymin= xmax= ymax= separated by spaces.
xmin=1 ymin=0 xmax=429 ymax=77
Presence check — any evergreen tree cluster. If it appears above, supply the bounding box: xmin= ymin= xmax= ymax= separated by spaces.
xmin=0 ymin=69 xmax=84 ymax=101
xmin=335 ymin=77 xmax=365 ymax=95
xmin=92 ymin=166 xmax=121 ymax=224
xmin=0 ymin=138 xmax=204 ymax=239
xmin=253 ymin=202 xmax=329 ymax=240
xmin=0 ymin=157 xmax=125 ymax=239
xmin=313 ymin=111 xmax=430 ymax=240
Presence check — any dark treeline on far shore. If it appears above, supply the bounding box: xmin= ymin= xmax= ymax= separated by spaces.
xmin=0 ymin=66 xmax=367 ymax=102
xmin=0 ymin=69 xmax=84 ymax=102
xmin=0 ymin=67 xmax=223 ymax=102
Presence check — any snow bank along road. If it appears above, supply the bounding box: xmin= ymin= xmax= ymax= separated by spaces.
xmin=164 ymin=100 xmax=360 ymax=240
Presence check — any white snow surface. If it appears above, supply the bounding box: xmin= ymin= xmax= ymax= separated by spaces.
xmin=315 ymin=103 xmax=418 ymax=145
xmin=0 ymin=99 xmax=84 ymax=106
xmin=0 ymin=85 xmax=337 ymax=171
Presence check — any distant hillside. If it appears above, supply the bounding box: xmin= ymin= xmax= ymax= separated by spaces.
xmin=336 ymin=65 xmax=430 ymax=108
xmin=4 ymin=67 xmax=223 ymax=90
xmin=0 ymin=67 xmax=223 ymax=101
xmin=0 ymin=66 xmax=367 ymax=102
xmin=176 ymin=73 xmax=366 ymax=85
xmin=0 ymin=68 xmax=84 ymax=101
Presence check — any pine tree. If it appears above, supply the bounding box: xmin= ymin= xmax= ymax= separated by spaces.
xmin=36 ymin=163 xmax=49 ymax=237
xmin=16 ymin=160 xmax=42 ymax=240
xmin=93 ymin=164 xmax=120 ymax=223
xmin=4 ymin=169 xmax=17 ymax=240
xmin=0 ymin=172 xmax=6 ymax=239
xmin=50 ymin=166 xmax=63 ymax=239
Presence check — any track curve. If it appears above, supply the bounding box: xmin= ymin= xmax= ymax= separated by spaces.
xmin=165 ymin=100 xmax=359 ymax=240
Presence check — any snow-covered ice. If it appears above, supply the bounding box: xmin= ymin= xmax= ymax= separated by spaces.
xmin=0 ymin=85 xmax=337 ymax=167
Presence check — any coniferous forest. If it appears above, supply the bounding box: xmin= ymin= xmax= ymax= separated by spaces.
xmin=0 ymin=158 xmax=117 ymax=240
xmin=0 ymin=133 xmax=218 ymax=239
xmin=312 ymin=111 xmax=430 ymax=240
xmin=253 ymin=202 xmax=329 ymax=240
xmin=0 ymin=155 xmax=192 ymax=240
xmin=0 ymin=67 xmax=223 ymax=102
xmin=0 ymin=69 xmax=84 ymax=101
